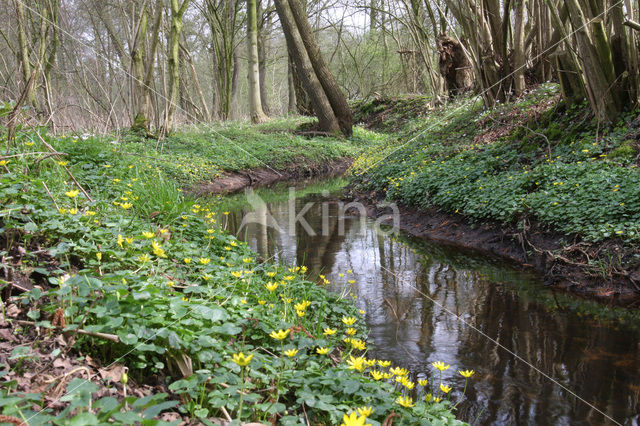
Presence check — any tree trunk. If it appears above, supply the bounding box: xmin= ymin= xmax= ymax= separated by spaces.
xmin=247 ymin=0 xmax=268 ymax=123
xmin=273 ymin=0 xmax=340 ymax=134
xmin=166 ymin=0 xmax=191 ymax=131
xmin=513 ymin=0 xmax=527 ymax=96
xmin=15 ymin=0 xmax=36 ymax=108
xmin=287 ymin=0 xmax=352 ymax=136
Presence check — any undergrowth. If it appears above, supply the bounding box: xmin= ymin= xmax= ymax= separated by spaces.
xmin=0 ymin=119 xmax=465 ymax=425
xmin=352 ymin=84 xmax=640 ymax=248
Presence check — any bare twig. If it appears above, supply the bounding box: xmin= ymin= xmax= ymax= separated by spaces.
xmin=13 ymin=319 xmax=119 ymax=342
xmin=42 ymin=181 xmax=60 ymax=210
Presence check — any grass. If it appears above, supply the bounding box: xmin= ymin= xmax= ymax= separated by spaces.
xmin=0 ymin=119 xmax=468 ymax=425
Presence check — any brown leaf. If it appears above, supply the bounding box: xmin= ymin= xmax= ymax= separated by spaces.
xmin=0 ymin=328 xmax=17 ymax=342
xmin=98 ymin=364 xmax=127 ymax=383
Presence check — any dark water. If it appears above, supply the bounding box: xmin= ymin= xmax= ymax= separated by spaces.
xmin=218 ymin=181 xmax=640 ymax=426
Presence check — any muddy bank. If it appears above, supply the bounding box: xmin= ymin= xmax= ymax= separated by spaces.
xmin=195 ymin=158 xmax=352 ymax=195
xmin=345 ymin=189 xmax=640 ymax=306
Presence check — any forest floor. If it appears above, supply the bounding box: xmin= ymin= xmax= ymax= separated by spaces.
xmin=349 ymin=84 xmax=640 ymax=302
xmin=0 ymin=120 xmax=466 ymax=425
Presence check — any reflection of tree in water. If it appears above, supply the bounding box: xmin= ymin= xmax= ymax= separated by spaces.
xmin=295 ymin=200 xmax=351 ymax=278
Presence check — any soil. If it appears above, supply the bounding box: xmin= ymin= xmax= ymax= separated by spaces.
xmin=344 ymin=188 xmax=640 ymax=307
xmin=194 ymin=158 xmax=353 ymax=195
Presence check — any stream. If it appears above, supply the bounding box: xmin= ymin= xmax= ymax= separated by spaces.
xmin=215 ymin=178 xmax=640 ymax=426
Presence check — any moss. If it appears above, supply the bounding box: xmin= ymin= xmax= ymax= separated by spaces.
xmin=609 ymin=139 xmax=639 ymax=161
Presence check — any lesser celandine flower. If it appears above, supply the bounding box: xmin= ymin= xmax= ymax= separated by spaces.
xmin=142 ymin=231 xmax=154 ymax=239
xmin=357 ymin=406 xmax=373 ymax=417
xmin=117 ymin=234 xmax=124 ymax=248
xmin=265 ymin=282 xmax=278 ymax=291
xmin=440 ymin=383 xmax=452 ymax=394
xmin=266 ymin=271 xmax=276 ymax=277
xmin=296 ymin=309 xmax=305 ymax=317
xmin=396 ymin=396 xmax=415 ymax=408
xmin=370 ymin=370 xmax=384 ymax=380
xmin=419 ymin=379 xmax=429 ymax=387
xmin=377 ymin=360 xmax=391 ymax=367
xmin=459 ymin=369 xmax=475 ymax=378
xmin=342 ymin=316 xmax=356 ymax=326
xmin=269 ymin=329 xmax=290 ymax=340
xmin=183 ymin=258 xmax=191 ymax=264
xmin=65 ymin=189 xmax=79 ymax=198
xmin=340 ymin=411 xmax=370 ymax=426
xmin=432 ymin=361 xmax=450 ymax=371
xmin=120 ymin=202 xmax=132 ymax=209
xmin=350 ymin=339 xmax=366 ymax=350
xmin=346 ymin=356 xmax=365 ymax=372
xmin=232 ymin=352 xmax=253 ymax=367
xmin=390 ymin=367 xmax=408 ymax=376
xmin=0 ymin=160 xmax=10 ymax=166
xmin=316 ymin=347 xmax=330 ymax=355
xmin=323 ymin=328 xmax=337 ymax=336
xmin=283 ymin=348 xmax=298 ymax=357
xmin=345 ymin=327 xmax=357 ymax=336
xmin=199 ymin=258 xmax=210 ymax=265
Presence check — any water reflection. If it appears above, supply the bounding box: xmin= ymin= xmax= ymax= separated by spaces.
xmin=221 ymin=187 xmax=640 ymax=425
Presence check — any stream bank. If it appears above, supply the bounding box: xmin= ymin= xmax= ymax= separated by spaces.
xmin=346 ymin=189 xmax=640 ymax=305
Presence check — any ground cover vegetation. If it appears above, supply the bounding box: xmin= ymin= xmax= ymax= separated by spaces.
xmin=351 ymin=84 xmax=640 ymax=287
xmin=0 ymin=117 xmax=468 ymax=424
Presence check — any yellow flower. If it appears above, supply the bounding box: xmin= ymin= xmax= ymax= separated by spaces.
xmin=316 ymin=347 xmax=330 ymax=355
xmin=357 ymin=406 xmax=373 ymax=417
xmin=283 ymin=348 xmax=299 ymax=357
xmin=184 ymin=258 xmax=191 ymax=264
xmin=345 ymin=328 xmax=357 ymax=336
xmin=433 ymin=396 xmax=442 ymax=403
xmin=404 ymin=380 xmax=415 ymax=390
xmin=364 ymin=359 xmax=376 ymax=367
xmin=377 ymin=360 xmax=391 ymax=367
xmin=152 ymin=241 xmax=167 ymax=258
xmin=199 ymin=258 xmax=211 ymax=265
xmin=120 ymin=202 xmax=133 ymax=209
xmin=432 ymin=361 xmax=450 ymax=371
xmin=323 ymin=328 xmax=337 ymax=336
xmin=342 ymin=316 xmax=356 ymax=326
xmin=117 ymin=234 xmax=124 ymax=248
xmin=396 ymin=396 xmax=415 ymax=408
xmin=258 ymin=300 xmax=266 ymax=305
xmin=232 ymin=352 xmax=253 ymax=367
xmin=350 ymin=339 xmax=366 ymax=350
xmin=265 ymin=282 xmax=279 ymax=291
xmin=296 ymin=309 xmax=305 ymax=317
xmin=370 ymin=370 xmax=384 ymax=380
xmin=390 ymin=367 xmax=408 ymax=376
xmin=439 ymin=383 xmax=451 ymax=394
xmin=419 ymin=379 xmax=429 ymax=387
xmin=57 ymin=160 xmax=68 ymax=166
xmin=142 ymin=231 xmax=154 ymax=239
xmin=65 ymin=189 xmax=79 ymax=198
xmin=125 ymin=237 xmax=134 ymax=244
xmin=269 ymin=329 xmax=290 ymax=340
xmin=459 ymin=369 xmax=475 ymax=378
xmin=266 ymin=271 xmax=276 ymax=277
xmin=424 ymin=393 xmax=432 ymax=402
xmin=137 ymin=254 xmax=151 ymax=263
xmin=284 ymin=275 xmax=294 ymax=281
xmin=242 ymin=257 xmax=252 ymax=263
xmin=346 ymin=356 xmax=365 ymax=372
xmin=231 ymin=271 xmax=242 ymax=278
xmin=68 ymin=208 xmax=78 ymax=215
xmin=0 ymin=160 xmax=10 ymax=166
xmin=96 ymin=252 xmax=102 ymax=261
xmin=340 ymin=411 xmax=371 ymax=426
xmin=294 ymin=300 xmax=311 ymax=311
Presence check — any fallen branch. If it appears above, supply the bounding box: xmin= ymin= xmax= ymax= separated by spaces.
xmin=624 ymin=19 xmax=640 ymax=31
xmin=12 ymin=319 xmax=119 ymax=343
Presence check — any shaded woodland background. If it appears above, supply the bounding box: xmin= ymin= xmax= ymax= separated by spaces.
xmin=2 ymin=0 xmax=639 ymax=136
